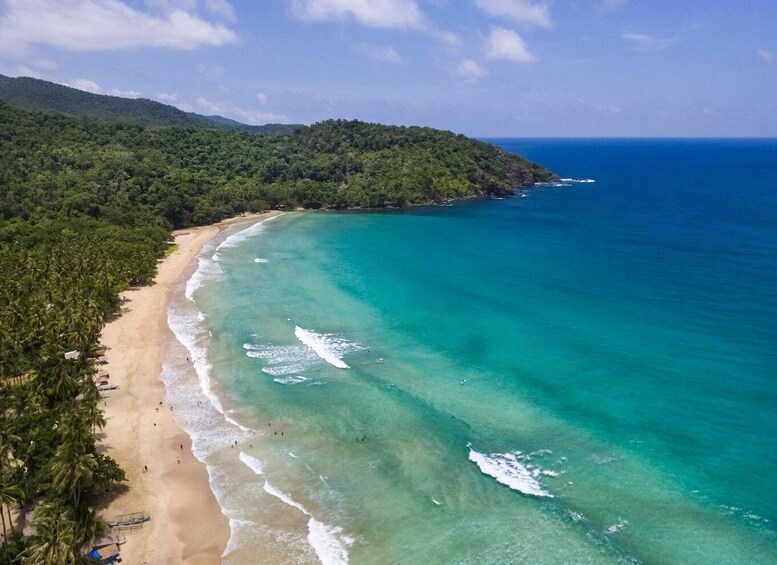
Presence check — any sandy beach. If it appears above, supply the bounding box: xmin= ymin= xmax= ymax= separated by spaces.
xmin=99 ymin=212 xmax=280 ymax=564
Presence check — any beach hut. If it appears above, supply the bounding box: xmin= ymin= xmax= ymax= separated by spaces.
xmin=87 ymin=544 xmax=121 ymax=563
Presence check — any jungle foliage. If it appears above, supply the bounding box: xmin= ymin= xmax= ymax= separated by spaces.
xmin=0 ymin=101 xmax=555 ymax=228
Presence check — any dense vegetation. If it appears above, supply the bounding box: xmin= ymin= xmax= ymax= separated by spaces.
xmin=0 ymin=90 xmax=554 ymax=562
xmin=0 ymin=75 xmax=300 ymax=134
xmin=0 ymin=220 xmax=168 ymax=563
xmin=1 ymin=101 xmax=554 ymax=228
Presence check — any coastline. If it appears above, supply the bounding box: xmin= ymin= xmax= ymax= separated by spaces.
xmin=98 ymin=211 xmax=281 ymax=564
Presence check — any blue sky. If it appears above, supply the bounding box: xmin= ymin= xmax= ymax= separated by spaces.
xmin=1 ymin=0 xmax=775 ymax=136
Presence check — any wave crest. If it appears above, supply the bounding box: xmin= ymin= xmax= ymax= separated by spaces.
xmin=468 ymin=446 xmax=555 ymax=498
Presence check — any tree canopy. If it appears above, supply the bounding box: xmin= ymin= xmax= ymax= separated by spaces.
xmin=0 ymin=101 xmax=555 ymax=229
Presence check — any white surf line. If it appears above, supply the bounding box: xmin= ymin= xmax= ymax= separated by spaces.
xmin=216 ymin=213 xmax=283 ymax=252
xmin=295 ymin=326 xmax=350 ymax=369
xmin=239 ymin=451 xmax=354 ymax=564
xmin=467 ymin=444 xmax=554 ymax=498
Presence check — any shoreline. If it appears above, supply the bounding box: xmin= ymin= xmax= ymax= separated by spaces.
xmin=99 ymin=211 xmax=282 ymax=564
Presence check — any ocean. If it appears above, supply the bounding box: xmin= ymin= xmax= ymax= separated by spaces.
xmin=164 ymin=139 xmax=777 ymax=564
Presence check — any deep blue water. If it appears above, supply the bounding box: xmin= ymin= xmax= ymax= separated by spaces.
xmin=178 ymin=138 xmax=777 ymax=564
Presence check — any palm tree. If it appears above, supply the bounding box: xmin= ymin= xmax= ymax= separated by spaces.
xmin=21 ymin=501 xmax=76 ymax=565
xmin=50 ymin=446 xmax=96 ymax=511
xmin=79 ymin=399 xmax=106 ymax=435
xmin=0 ymin=478 xmax=23 ymax=547
xmin=7 ymin=383 xmax=44 ymax=418
xmin=73 ymin=504 xmax=109 ymax=553
xmin=57 ymin=412 xmax=95 ymax=456
xmin=38 ymin=355 xmax=79 ymax=402
xmin=0 ymin=426 xmax=19 ymax=475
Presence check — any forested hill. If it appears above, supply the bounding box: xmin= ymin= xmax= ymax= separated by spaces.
xmin=0 ymin=101 xmax=556 ymax=229
xmin=0 ymin=74 xmax=300 ymax=134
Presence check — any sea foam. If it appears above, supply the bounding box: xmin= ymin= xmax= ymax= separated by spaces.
xmin=560 ymin=178 xmax=596 ymax=183
xmin=217 ymin=215 xmax=281 ymax=252
xmin=168 ymin=300 xmax=249 ymax=434
xmin=239 ymin=451 xmax=354 ymax=564
xmin=295 ymin=326 xmax=351 ymax=369
xmin=245 ymin=329 xmax=362 ymax=379
xmin=239 ymin=451 xmax=265 ymax=476
xmin=185 ymin=254 xmax=223 ymax=300
xmin=468 ymin=446 xmax=554 ymax=498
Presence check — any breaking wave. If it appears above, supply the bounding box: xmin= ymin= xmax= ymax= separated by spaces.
xmin=295 ymin=326 xmax=354 ymax=369
xmin=468 ymin=445 xmax=556 ymax=498
xmin=560 ymin=178 xmax=596 ymax=183
xmin=245 ymin=329 xmax=363 ymax=378
xmin=240 ymin=451 xmax=354 ymax=564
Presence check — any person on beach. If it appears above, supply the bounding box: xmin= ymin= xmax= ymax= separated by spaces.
xmin=177 ymin=457 xmax=180 ymax=464
xmin=180 ymin=444 xmax=183 ymax=450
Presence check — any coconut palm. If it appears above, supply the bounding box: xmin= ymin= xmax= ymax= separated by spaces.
xmin=73 ymin=504 xmax=109 ymax=552
xmin=79 ymin=399 xmax=106 ymax=435
xmin=7 ymin=383 xmax=45 ymax=418
xmin=57 ymin=412 xmax=95 ymax=456
xmin=0 ymin=426 xmax=19 ymax=474
xmin=38 ymin=355 xmax=79 ymax=402
xmin=0 ymin=478 xmax=23 ymax=546
xmin=21 ymin=501 xmax=76 ymax=565
xmin=50 ymin=446 xmax=96 ymax=511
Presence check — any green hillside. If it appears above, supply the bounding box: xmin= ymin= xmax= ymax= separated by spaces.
xmin=0 ymin=75 xmax=300 ymax=134
xmin=0 ymin=101 xmax=556 ymax=228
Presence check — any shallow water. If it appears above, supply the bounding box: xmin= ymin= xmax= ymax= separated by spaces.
xmin=168 ymin=139 xmax=777 ymax=564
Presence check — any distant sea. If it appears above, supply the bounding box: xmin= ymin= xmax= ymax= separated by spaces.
xmin=164 ymin=139 xmax=777 ymax=564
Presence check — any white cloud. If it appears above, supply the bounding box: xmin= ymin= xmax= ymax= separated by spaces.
xmin=621 ymin=32 xmax=677 ymax=51
xmin=474 ymin=0 xmax=551 ymax=28
xmin=289 ymin=0 xmax=424 ymax=30
xmin=62 ymin=78 xmax=141 ymax=98
xmin=205 ymin=0 xmax=236 ymax=21
xmin=455 ymin=59 xmax=489 ymax=82
xmin=352 ymin=43 xmax=403 ymax=64
xmin=156 ymin=92 xmax=179 ymax=102
xmin=66 ymin=78 xmax=103 ymax=93
xmin=111 ymin=88 xmax=142 ymax=98
xmin=483 ymin=27 xmax=535 ymax=62
xmin=0 ymin=0 xmax=237 ymax=55
xmin=256 ymin=92 xmax=268 ymax=104
xmin=756 ymin=49 xmax=774 ymax=64
xmin=195 ymin=96 xmax=289 ymax=124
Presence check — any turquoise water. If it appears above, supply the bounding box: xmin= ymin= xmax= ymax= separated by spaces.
xmin=172 ymin=139 xmax=777 ymax=564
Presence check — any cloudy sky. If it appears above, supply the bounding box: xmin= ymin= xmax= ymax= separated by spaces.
xmin=1 ymin=0 xmax=775 ymax=136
